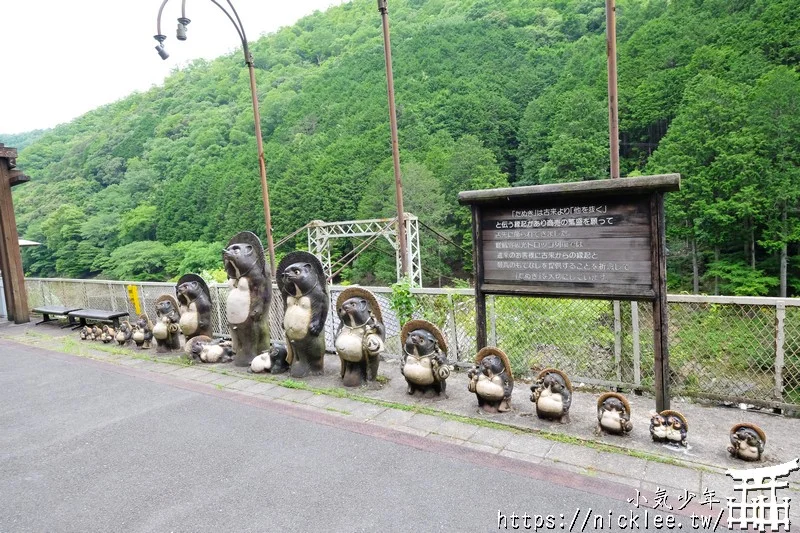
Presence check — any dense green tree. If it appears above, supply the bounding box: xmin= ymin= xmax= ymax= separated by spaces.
xmin=107 ymin=241 xmax=172 ymax=281
xmin=5 ymin=0 xmax=800 ymax=295
xmin=747 ymin=67 xmax=800 ymax=296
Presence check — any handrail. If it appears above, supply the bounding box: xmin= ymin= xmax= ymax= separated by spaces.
xmin=23 ymin=277 xmax=800 ymax=304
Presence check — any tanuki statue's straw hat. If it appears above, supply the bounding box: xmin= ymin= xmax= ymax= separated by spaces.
xmin=597 ymin=392 xmax=630 ymax=413
xmin=731 ymin=422 xmax=766 ymax=443
xmin=336 ymin=286 xmax=382 ymax=324
xmin=660 ymin=410 xmax=687 ymax=430
xmin=536 ymin=368 xmax=572 ymax=392
xmin=401 ymin=319 xmax=447 ymax=355
xmin=476 ymin=347 xmax=513 ymax=379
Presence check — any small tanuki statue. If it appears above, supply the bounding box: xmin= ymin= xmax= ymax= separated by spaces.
xmin=334 ymin=287 xmax=386 ymax=387
xmin=467 ymin=347 xmax=513 ymax=412
xmin=530 ymin=368 xmax=572 ymax=423
xmin=131 ymin=314 xmax=154 ymax=349
xmin=400 ymin=320 xmax=451 ymax=397
xmin=100 ymin=325 xmax=116 ymax=344
xmin=186 ymin=335 xmax=234 ymax=364
xmin=277 ymin=251 xmax=329 ymax=378
xmin=79 ymin=326 xmax=91 ymax=341
xmin=250 ymin=342 xmax=289 ymax=374
xmin=728 ymin=423 xmax=766 ymax=462
xmin=176 ymin=273 xmax=213 ymax=341
xmin=596 ymin=392 xmax=633 ymax=436
xmin=223 ymin=231 xmax=272 ymax=367
xmin=152 ymin=295 xmax=182 ymax=353
xmin=115 ymin=321 xmax=132 ymax=346
xmin=650 ymin=410 xmax=688 ymax=447
xmin=91 ymin=325 xmax=103 ymax=341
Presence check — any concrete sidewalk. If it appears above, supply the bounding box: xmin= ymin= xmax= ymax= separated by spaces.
xmin=3 ymin=319 xmax=799 ymax=523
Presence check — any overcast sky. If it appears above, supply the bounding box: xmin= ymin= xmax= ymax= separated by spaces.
xmin=0 ymin=0 xmax=348 ymax=134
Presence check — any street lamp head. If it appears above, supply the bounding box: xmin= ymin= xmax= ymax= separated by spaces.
xmin=155 ymin=44 xmax=169 ymax=60
xmin=176 ymin=17 xmax=191 ymax=41
xmin=153 ymin=34 xmax=168 ymax=59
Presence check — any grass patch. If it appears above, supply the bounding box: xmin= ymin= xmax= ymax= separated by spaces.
xmin=23 ymin=330 xmax=52 ymax=340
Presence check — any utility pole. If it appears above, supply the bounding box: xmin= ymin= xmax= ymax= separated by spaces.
xmin=247 ymin=52 xmax=276 ymax=273
xmin=606 ymin=0 xmax=620 ymax=179
xmin=378 ymin=0 xmax=409 ymax=277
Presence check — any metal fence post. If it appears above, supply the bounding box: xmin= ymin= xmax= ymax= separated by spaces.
xmin=489 ymin=295 xmax=497 ymax=346
xmin=631 ymin=301 xmax=641 ymax=386
xmin=108 ymin=283 xmax=116 ymax=311
xmin=613 ymin=300 xmax=622 ymax=382
xmin=446 ymin=293 xmax=459 ymax=360
xmin=775 ymin=300 xmax=786 ymax=400
xmin=214 ymin=285 xmax=225 ymax=338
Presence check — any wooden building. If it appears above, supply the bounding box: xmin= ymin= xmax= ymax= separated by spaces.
xmin=0 ymin=144 xmax=30 ymax=323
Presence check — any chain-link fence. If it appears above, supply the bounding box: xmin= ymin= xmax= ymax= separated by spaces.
xmin=24 ymin=278 xmax=800 ymax=410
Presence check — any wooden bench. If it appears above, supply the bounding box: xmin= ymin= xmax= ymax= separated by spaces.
xmin=32 ymin=306 xmax=84 ymax=327
xmin=67 ymin=309 xmax=129 ymax=329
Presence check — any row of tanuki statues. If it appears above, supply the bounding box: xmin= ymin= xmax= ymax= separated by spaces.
xmin=77 ymin=231 xmax=768 ymax=464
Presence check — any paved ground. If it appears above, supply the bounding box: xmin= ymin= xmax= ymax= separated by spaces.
xmin=2 ymin=320 xmax=799 ymax=531
xmin=1 ymin=341 xmax=710 ymax=532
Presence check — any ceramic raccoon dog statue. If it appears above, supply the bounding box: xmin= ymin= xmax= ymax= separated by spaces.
xmin=468 ymin=347 xmax=513 ymax=413
xmin=176 ymin=274 xmax=213 ymax=341
xmin=223 ymin=231 xmax=271 ymax=367
xmin=153 ymin=295 xmax=182 ymax=352
xmin=531 ymin=368 xmax=572 ymax=423
xmin=334 ymin=287 xmax=386 ymax=387
xmin=400 ymin=320 xmax=451 ymax=397
xmin=277 ymin=252 xmax=329 ymax=378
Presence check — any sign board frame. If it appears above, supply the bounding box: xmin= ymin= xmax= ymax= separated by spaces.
xmin=458 ymin=174 xmax=680 ymax=410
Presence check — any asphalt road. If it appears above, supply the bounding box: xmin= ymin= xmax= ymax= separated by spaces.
xmin=0 ymin=342 xmax=711 ymax=532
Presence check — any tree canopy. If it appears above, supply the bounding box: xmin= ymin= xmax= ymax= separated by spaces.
xmin=2 ymin=0 xmax=799 ymax=294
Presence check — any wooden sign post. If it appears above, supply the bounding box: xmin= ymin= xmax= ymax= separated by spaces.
xmin=459 ymin=174 xmax=679 ymax=411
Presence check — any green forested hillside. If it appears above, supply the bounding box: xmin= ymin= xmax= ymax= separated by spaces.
xmin=0 ymin=130 xmax=48 ymax=152
xmin=3 ymin=0 xmax=799 ymax=294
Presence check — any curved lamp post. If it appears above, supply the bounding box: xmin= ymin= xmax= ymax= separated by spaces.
xmin=153 ymin=0 xmax=276 ymax=273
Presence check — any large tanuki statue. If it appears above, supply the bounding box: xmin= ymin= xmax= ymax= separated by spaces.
xmin=176 ymin=274 xmax=213 ymax=341
xmin=223 ymin=231 xmax=272 ymax=367
xmin=400 ymin=320 xmax=450 ymax=397
xmin=334 ymin=287 xmax=385 ymax=387
xmin=277 ymin=251 xmax=329 ymax=378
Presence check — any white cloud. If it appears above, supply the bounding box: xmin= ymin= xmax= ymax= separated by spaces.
xmin=0 ymin=0 xmax=347 ymax=134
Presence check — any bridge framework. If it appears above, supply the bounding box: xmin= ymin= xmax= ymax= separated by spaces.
xmin=307 ymin=214 xmax=422 ymax=287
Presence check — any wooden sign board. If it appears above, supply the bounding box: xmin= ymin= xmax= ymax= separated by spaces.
xmin=459 ymin=174 xmax=680 ymax=410
xmin=481 ymin=195 xmax=653 ymax=297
